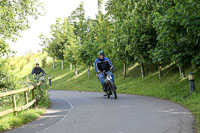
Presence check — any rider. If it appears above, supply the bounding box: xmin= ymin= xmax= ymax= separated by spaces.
xmin=94 ymin=51 xmax=115 ymax=92
xmin=32 ymin=63 xmax=46 ymax=75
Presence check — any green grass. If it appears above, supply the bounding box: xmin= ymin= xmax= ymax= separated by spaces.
xmin=0 ymin=93 xmax=49 ymax=132
xmin=0 ymin=108 xmax=45 ymax=132
xmin=0 ymin=52 xmax=50 ymax=132
xmin=43 ymin=61 xmax=200 ymax=132
xmin=2 ymin=52 xmax=200 ymax=132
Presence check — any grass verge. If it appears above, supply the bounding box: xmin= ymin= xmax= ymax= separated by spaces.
xmin=0 ymin=108 xmax=46 ymax=132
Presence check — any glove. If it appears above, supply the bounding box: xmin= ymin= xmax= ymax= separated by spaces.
xmin=97 ymin=70 xmax=101 ymax=74
xmin=110 ymin=67 xmax=114 ymax=72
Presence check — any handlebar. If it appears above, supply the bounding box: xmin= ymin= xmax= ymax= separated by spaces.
xmin=33 ymin=73 xmax=46 ymax=76
xmin=98 ymin=69 xmax=114 ymax=74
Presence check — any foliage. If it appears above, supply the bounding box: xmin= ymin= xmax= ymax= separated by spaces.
xmin=0 ymin=67 xmax=18 ymax=108
xmin=68 ymin=1 xmax=87 ymax=45
xmin=78 ymin=19 xmax=98 ymax=68
xmin=29 ymin=74 xmax=49 ymax=107
xmin=40 ymin=18 xmax=77 ymax=71
xmin=41 ymin=57 xmax=47 ymax=68
xmin=40 ymin=0 xmax=200 ymax=78
xmin=0 ymin=69 xmax=18 ymax=92
xmin=0 ymin=0 xmax=45 ymax=56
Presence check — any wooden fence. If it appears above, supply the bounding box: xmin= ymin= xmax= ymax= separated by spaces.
xmin=0 ymin=83 xmax=41 ymax=117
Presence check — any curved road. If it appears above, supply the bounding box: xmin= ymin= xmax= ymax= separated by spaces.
xmin=6 ymin=90 xmax=194 ymax=133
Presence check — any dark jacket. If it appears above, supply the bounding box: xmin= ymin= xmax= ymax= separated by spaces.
xmin=94 ymin=57 xmax=114 ymax=72
xmin=32 ymin=67 xmax=46 ymax=75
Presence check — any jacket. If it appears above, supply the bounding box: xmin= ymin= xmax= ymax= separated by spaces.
xmin=32 ymin=67 xmax=46 ymax=75
xmin=94 ymin=57 xmax=114 ymax=73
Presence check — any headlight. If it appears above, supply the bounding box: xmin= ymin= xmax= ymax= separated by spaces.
xmin=107 ymin=75 xmax=112 ymax=80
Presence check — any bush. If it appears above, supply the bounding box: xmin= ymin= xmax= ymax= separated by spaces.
xmin=0 ymin=64 xmax=19 ymax=108
xmin=29 ymin=75 xmax=49 ymax=108
xmin=41 ymin=57 xmax=47 ymax=68
xmin=0 ymin=69 xmax=18 ymax=91
xmin=20 ymin=64 xmax=24 ymax=71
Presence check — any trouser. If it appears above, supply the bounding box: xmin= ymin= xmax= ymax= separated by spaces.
xmin=98 ymin=71 xmax=114 ymax=86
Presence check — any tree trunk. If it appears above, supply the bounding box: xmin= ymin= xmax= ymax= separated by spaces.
xmin=70 ymin=63 xmax=73 ymax=72
xmin=123 ymin=61 xmax=126 ymax=79
xmin=178 ymin=66 xmax=185 ymax=79
xmin=158 ymin=62 xmax=162 ymax=79
xmin=53 ymin=57 xmax=55 ymax=69
xmin=141 ymin=63 xmax=145 ymax=78
xmin=61 ymin=60 xmax=64 ymax=71
xmin=88 ymin=66 xmax=91 ymax=79
xmin=74 ymin=64 xmax=78 ymax=76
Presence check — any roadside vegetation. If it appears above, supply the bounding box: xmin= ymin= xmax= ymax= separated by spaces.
xmin=1 ymin=0 xmax=200 ymax=132
xmin=0 ymin=52 xmax=49 ymax=132
xmin=45 ymin=59 xmax=200 ymax=132
xmin=0 ymin=1 xmax=47 ymax=131
xmin=2 ymin=52 xmax=200 ymax=132
xmin=0 ymin=109 xmax=46 ymax=132
xmin=37 ymin=1 xmax=200 ymax=131
xmin=10 ymin=52 xmax=198 ymax=132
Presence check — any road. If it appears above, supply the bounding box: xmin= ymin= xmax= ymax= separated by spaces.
xmin=6 ymin=90 xmax=194 ymax=133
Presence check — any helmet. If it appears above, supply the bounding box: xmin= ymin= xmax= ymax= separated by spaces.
xmin=36 ymin=63 xmax=39 ymax=65
xmin=98 ymin=51 xmax=104 ymax=56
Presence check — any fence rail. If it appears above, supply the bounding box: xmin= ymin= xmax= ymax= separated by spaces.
xmin=0 ymin=83 xmax=41 ymax=117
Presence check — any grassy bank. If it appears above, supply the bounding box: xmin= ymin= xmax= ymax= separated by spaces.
xmin=43 ymin=60 xmax=200 ymax=132
xmin=0 ymin=52 xmax=50 ymax=132
xmin=2 ymin=52 xmax=200 ymax=132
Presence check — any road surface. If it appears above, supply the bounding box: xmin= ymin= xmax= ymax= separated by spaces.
xmin=6 ymin=90 xmax=194 ymax=133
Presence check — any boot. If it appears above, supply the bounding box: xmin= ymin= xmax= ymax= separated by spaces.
xmin=102 ymin=84 xmax=107 ymax=92
xmin=114 ymin=84 xmax=117 ymax=90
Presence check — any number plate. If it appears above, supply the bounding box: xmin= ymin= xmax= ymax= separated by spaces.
xmin=107 ymin=75 xmax=112 ymax=80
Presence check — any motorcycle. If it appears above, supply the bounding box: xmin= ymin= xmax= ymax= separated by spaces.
xmin=100 ymin=71 xmax=117 ymax=99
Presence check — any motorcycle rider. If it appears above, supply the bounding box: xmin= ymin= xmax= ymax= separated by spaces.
xmin=94 ymin=51 xmax=115 ymax=92
xmin=32 ymin=63 xmax=46 ymax=75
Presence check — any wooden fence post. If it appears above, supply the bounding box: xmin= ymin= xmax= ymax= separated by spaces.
xmin=24 ymin=91 xmax=29 ymax=104
xmin=32 ymin=88 xmax=36 ymax=107
xmin=12 ymin=94 xmax=17 ymax=116
xmin=0 ymin=85 xmax=38 ymax=117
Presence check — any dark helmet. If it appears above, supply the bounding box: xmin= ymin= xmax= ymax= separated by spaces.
xmin=36 ymin=63 xmax=39 ymax=65
xmin=98 ymin=50 xmax=104 ymax=56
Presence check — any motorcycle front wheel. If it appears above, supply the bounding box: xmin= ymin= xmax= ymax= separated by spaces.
xmin=108 ymin=82 xmax=117 ymax=99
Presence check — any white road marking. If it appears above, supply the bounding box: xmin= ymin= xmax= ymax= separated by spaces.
xmin=36 ymin=98 xmax=74 ymax=133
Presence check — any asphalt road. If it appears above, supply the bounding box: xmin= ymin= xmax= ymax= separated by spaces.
xmin=6 ymin=90 xmax=195 ymax=133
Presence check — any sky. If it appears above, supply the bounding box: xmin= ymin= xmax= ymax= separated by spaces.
xmin=10 ymin=0 xmax=106 ymax=56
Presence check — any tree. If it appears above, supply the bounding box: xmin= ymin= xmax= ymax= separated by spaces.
xmin=39 ymin=34 xmax=56 ymax=69
xmin=65 ymin=44 xmax=79 ymax=76
xmin=78 ymin=19 xmax=98 ymax=79
xmin=69 ymin=2 xmax=87 ymax=45
xmin=106 ymin=0 xmax=135 ymax=78
xmin=96 ymin=0 xmax=114 ymax=59
xmin=0 ymin=0 xmax=44 ymax=56
xmin=127 ymin=0 xmax=157 ymax=78
xmin=68 ymin=2 xmax=87 ymax=71
xmin=40 ymin=18 xmax=75 ymax=71
xmin=153 ymin=0 xmax=199 ymax=79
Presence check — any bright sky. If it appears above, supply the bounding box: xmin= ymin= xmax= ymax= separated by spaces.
xmin=10 ymin=0 xmax=106 ymax=56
